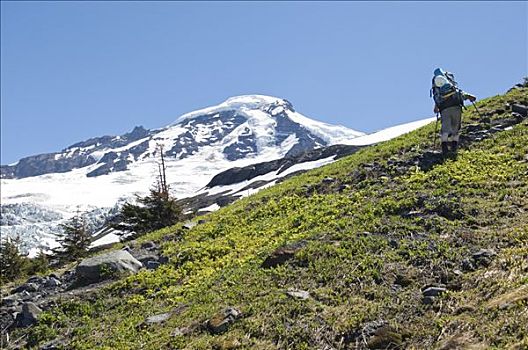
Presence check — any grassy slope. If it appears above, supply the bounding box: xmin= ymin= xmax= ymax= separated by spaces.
xmin=17 ymin=87 xmax=528 ymax=349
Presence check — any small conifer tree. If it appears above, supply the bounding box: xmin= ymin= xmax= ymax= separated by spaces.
xmin=53 ymin=212 xmax=91 ymax=263
xmin=0 ymin=236 xmax=26 ymax=282
xmin=115 ymin=145 xmax=182 ymax=236
xmin=27 ymin=250 xmax=50 ymax=275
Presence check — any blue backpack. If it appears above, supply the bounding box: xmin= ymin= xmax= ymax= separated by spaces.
xmin=431 ymin=68 xmax=463 ymax=109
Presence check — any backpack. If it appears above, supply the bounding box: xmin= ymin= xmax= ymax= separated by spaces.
xmin=430 ymin=68 xmax=463 ymax=109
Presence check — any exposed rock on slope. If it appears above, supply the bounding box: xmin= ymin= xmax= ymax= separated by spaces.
xmin=75 ymin=250 xmax=143 ymax=286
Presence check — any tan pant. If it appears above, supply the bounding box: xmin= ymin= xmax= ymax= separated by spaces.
xmin=440 ymin=106 xmax=462 ymax=142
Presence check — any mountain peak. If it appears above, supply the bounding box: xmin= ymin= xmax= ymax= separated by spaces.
xmin=223 ymin=94 xmax=285 ymax=105
xmin=176 ymin=94 xmax=294 ymax=123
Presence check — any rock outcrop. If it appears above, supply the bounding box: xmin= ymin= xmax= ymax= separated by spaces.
xmin=75 ymin=250 xmax=142 ymax=286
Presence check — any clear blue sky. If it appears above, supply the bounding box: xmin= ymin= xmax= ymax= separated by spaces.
xmin=1 ymin=1 xmax=526 ymax=164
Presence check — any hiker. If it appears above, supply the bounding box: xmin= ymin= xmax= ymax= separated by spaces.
xmin=431 ymin=68 xmax=476 ymax=156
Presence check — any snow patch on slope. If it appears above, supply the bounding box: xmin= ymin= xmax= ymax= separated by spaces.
xmin=288 ymin=111 xmax=365 ymax=144
xmin=344 ymin=117 xmax=436 ymax=145
xmin=245 ymin=109 xmax=277 ymax=151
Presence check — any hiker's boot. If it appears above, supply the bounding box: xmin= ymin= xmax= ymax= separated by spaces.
xmin=451 ymin=141 xmax=458 ymax=153
xmin=441 ymin=142 xmax=449 ymax=156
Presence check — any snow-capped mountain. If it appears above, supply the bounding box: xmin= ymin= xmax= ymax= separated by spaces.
xmin=1 ymin=95 xmax=365 ymax=254
xmin=1 ymin=95 xmax=363 ymax=180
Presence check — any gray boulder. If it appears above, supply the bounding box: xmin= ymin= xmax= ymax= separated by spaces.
xmin=20 ymin=290 xmax=32 ymax=301
xmin=141 ymin=312 xmax=171 ymax=327
xmin=146 ymin=261 xmax=161 ymax=270
xmin=286 ymin=289 xmax=310 ymax=300
xmin=422 ymin=284 xmax=447 ymax=304
xmin=1 ymin=294 xmax=19 ymax=307
xmin=75 ymin=250 xmax=142 ymax=286
xmin=140 ymin=241 xmax=157 ymax=250
xmin=182 ymin=221 xmax=197 ymax=230
xmin=136 ymin=254 xmax=160 ymax=266
xmin=45 ymin=277 xmax=62 ymax=288
xmin=26 ymin=276 xmax=46 ymax=285
xmin=16 ymin=302 xmax=42 ymax=327
xmin=11 ymin=282 xmax=39 ymax=294
xmin=512 ymin=103 xmax=527 ymax=117
xmin=322 ymin=177 xmax=335 ymax=184
xmin=472 ymin=248 xmax=497 ymax=267
xmin=422 ymin=285 xmax=447 ymax=297
xmin=1 ymin=311 xmax=16 ymax=331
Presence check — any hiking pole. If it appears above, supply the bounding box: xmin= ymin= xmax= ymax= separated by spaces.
xmin=471 ymin=100 xmax=484 ymax=119
xmin=433 ymin=113 xmax=439 ymax=149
